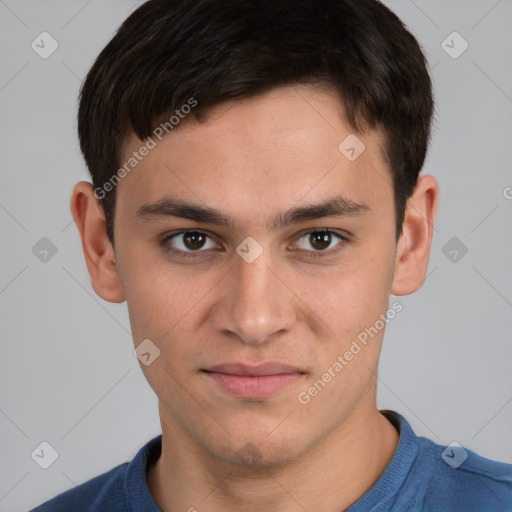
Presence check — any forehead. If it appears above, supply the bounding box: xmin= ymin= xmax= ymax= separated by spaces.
xmin=116 ymin=84 xmax=392 ymax=226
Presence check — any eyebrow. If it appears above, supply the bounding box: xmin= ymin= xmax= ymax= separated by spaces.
xmin=135 ymin=194 xmax=371 ymax=231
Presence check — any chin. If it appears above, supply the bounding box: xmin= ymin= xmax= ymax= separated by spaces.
xmin=205 ymin=430 xmax=309 ymax=469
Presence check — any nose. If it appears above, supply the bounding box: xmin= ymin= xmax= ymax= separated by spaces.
xmin=211 ymin=245 xmax=297 ymax=345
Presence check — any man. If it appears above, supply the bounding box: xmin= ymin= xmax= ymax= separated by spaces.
xmin=30 ymin=0 xmax=512 ymax=510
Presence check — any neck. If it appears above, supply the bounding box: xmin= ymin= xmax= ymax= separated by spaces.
xmin=147 ymin=402 xmax=399 ymax=512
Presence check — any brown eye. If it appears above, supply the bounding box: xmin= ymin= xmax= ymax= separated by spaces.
xmin=309 ymin=231 xmax=333 ymax=251
xmin=182 ymin=231 xmax=208 ymax=250
xmin=163 ymin=230 xmax=219 ymax=255
xmin=295 ymin=229 xmax=348 ymax=255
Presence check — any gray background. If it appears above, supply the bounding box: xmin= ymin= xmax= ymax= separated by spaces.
xmin=1 ymin=1 xmax=511 ymax=510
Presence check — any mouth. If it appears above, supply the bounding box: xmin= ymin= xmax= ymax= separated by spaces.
xmin=201 ymin=362 xmax=306 ymax=399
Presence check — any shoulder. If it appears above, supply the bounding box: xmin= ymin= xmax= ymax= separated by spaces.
xmin=379 ymin=410 xmax=512 ymax=511
xmin=416 ymin=435 xmax=512 ymax=510
xmin=28 ymin=463 xmax=129 ymax=512
xmin=28 ymin=434 xmax=162 ymax=512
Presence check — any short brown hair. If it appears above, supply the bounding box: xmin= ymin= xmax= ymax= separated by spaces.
xmin=78 ymin=0 xmax=435 ymax=246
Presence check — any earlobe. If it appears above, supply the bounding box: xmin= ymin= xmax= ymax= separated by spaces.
xmin=391 ymin=174 xmax=439 ymax=296
xmin=70 ymin=181 xmax=126 ymax=303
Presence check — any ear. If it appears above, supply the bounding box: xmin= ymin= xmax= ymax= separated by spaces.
xmin=391 ymin=174 xmax=439 ymax=296
xmin=70 ymin=181 xmax=125 ymax=303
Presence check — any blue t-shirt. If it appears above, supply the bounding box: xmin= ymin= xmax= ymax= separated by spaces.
xmin=29 ymin=410 xmax=512 ymax=511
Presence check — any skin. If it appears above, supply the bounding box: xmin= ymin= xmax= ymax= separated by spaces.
xmin=71 ymin=83 xmax=438 ymax=512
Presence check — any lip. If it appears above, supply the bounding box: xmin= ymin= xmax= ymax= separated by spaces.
xmin=206 ymin=362 xmax=304 ymax=376
xmin=202 ymin=362 xmax=305 ymax=399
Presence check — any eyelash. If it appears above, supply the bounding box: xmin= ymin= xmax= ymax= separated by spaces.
xmin=161 ymin=229 xmax=349 ymax=260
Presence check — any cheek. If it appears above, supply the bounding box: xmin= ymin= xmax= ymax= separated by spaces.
xmin=295 ymin=269 xmax=391 ymax=410
xmin=121 ymin=262 xmax=206 ymax=398
xmin=301 ymin=252 xmax=393 ymax=339
xmin=120 ymin=256 xmax=222 ymax=379
xmin=119 ymin=245 xmax=201 ymax=330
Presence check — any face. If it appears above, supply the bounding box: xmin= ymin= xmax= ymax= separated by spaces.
xmin=113 ymin=84 xmax=399 ymax=467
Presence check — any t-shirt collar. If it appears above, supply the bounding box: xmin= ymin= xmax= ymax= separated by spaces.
xmin=123 ymin=409 xmax=417 ymax=512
